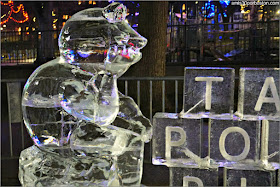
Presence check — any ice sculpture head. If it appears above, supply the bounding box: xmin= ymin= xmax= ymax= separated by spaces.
xmin=59 ymin=2 xmax=147 ymax=77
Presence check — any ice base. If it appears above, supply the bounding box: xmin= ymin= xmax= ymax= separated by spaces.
xmin=19 ymin=145 xmax=120 ymax=186
xmin=19 ymin=141 xmax=146 ymax=186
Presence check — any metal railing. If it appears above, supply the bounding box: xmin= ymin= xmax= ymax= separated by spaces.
xmin=2 ymin=21 xmax=279 ymax=65
xmin=1 ymin=30 xmax=60 ymax=65
xmin=167 ymin=20 xmax=279 ymax=64
xmin=1 ymin=76 xmax=184 ymax=160
xmin=118 ymin=76 xmax=184 ymax=120
xmin=1 ymin=79 xmax=27 ymax=159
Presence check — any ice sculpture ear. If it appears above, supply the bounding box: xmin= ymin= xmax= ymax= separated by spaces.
xmin=103 ymin=2 xmax=127 ymax=23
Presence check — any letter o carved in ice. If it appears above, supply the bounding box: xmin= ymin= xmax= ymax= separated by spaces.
xmin=219 ymin=127 xmax=250 ymax=161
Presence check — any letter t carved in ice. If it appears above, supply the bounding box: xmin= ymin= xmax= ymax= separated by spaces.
xmin=195 ymin=77 xmax=224 ymax=110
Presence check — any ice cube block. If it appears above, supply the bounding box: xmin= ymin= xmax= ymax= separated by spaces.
xmin=209 ymin=116 xmax=261 ymax=167
xmin=237 ymin=68 xmax=280 ymax=120
xmin=170 ymin=167 xmax=219 ymax=186
xmin=224 ymin=166 xmax=277 ymax=186
xmin=183 ymin=67 xmax=235 ymax=117
xmin=152 ymin=113 xmax=204 ymax=167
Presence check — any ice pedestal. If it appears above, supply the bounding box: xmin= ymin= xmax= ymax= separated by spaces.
xmin=19 ymin=141 xmax=146 ymax=187
xmin=19 ymin=145 xmax=119 ymax=186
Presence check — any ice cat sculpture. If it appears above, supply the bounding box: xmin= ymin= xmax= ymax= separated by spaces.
xmin=19 ymin=3 xmax=151 ymax=186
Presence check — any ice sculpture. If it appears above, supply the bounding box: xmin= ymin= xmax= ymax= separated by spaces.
xmin=153 ymin=67 xmax=280 ymax=186
xmin=19 ymin=3 xmax=151 ymax=186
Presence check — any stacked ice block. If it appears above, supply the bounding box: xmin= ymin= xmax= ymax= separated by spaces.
xmin=153 ymin=67 xmax=280 ymax=186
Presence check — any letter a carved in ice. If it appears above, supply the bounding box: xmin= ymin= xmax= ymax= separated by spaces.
xmin=254 ymin=77 xmax=280 ymax=112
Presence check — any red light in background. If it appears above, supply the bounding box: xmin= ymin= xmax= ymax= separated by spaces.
xmin=1 ymin=1 xmax=29 ymax=25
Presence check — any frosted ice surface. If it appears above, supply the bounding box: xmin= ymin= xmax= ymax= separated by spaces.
xmin=209 ymin=117 xmax=261 ymax=167
xmin=20 ymin=2 xmax=150 ymax=186
xmin=170 ymin=167 xmax=219 ymax=186
xmin=260 ymin=120 xmax=280 ymax=168
xmin=237 ymin=68 xmax=280 ymax=120
xmin=152 ymin=113 xmax=216 ymax=168
xmin=19 ymin=145 xmax=119 ymax=186
xmin=224 ymin=166 xmax=277 ymax=186
xmin=182 ymin=67 xmax=235 ymax=118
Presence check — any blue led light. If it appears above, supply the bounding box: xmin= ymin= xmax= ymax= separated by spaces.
xmin=202 ymin=2 xmax=216 ymax=19
xmin=220 ymin=0 xmax=230 ymax=6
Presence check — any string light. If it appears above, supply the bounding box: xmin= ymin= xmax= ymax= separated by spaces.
xmin=1 ymin=14 xmax=7 ymax=18
xmin=63 ymin=15 xmax=69 ymax=20
xmin=182 ymin=4 xmax=186 ymax=11
xmin=1 ymin=1 xmax=29 ymax=25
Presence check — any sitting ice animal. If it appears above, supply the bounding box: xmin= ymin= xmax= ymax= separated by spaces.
xmin=20 ymin=3 xmax=151 ymax=186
